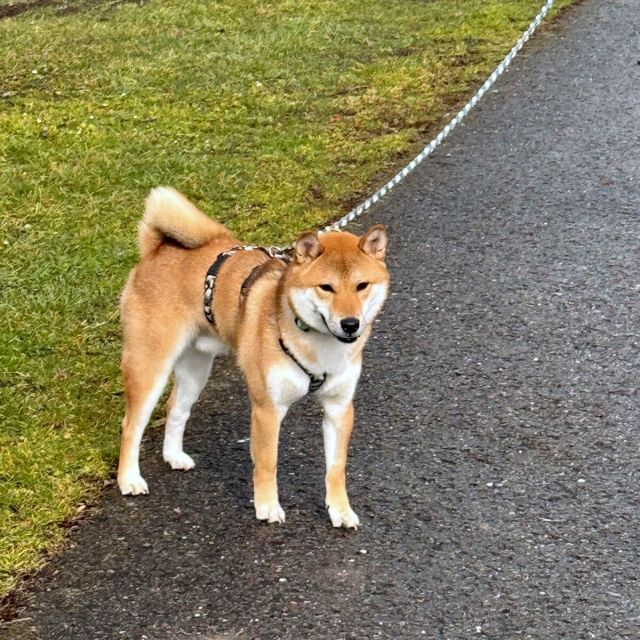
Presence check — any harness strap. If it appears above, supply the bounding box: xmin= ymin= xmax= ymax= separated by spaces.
xmin=278 ymin=339 xmax=327 ymax=393
xmin=204 ymin=245 xmax=292 ymax=326
xmin=204 ymin=248 xmax=240 ymax=326
xmin=239 ymin=259 xmax=284 ymax=303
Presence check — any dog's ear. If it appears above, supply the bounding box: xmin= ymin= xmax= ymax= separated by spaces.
xmin=359 ymin=224 xmax=388 ymax=261
xmin=294 ymin=231 xmax=323 ymax=264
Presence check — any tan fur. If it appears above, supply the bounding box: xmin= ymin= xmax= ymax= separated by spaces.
xmin=117 ymin=188 xmax=390 ymax=528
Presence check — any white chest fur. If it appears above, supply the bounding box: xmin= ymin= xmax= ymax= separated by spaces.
xmin=267 ymin=338 xmax=362 ymax=411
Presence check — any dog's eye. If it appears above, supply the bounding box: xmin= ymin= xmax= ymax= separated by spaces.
xmin=356 ymin=282 xmax=369 ymax=291
xmin=318 ymin=284 xmax=335 ymax=293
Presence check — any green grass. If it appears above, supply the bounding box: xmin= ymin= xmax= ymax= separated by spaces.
xmin=0 ymin=0 xmax=575 ymax=599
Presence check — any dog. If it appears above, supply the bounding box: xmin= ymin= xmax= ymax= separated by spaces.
xmin=117 ymin=187 xmax=389 ymax=528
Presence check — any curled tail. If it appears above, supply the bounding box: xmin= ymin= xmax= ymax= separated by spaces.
xmin=138 ymin=187 xmax=232 ymax=258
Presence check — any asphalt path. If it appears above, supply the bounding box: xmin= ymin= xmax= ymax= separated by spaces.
xmin=4 ymin=0 xmax=640 ymax=638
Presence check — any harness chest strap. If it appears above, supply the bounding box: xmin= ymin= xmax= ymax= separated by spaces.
xmin=278 ymin=339 xmax=327 ymax=393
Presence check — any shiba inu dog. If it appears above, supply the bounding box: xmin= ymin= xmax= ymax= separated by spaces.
xmin=117 ymin=187 xmax=389 ymax=528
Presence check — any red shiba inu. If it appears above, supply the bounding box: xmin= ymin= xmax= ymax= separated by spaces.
xmin=117 ymin=187 xmax=389 ymax=528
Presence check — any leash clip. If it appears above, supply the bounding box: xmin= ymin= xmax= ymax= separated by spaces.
xmin=267 ymin=245 xmax=293 ymax=261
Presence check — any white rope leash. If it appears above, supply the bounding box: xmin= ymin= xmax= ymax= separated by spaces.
xmin=323 ymin=0 xmax=555 ymax=233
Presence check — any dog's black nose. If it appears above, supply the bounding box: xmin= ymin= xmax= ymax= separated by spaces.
xmin=340 ymin=317 xmax=360 ymax=335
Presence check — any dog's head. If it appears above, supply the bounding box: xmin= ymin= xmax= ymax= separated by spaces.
xmin=286 ymin=226 xmax=390 ymax=343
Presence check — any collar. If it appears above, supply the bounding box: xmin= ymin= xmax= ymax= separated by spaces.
xmin=295 ymin=316 xmax=311 ymax=332
xmin=278 ymin=338 xmax=327 ymax=393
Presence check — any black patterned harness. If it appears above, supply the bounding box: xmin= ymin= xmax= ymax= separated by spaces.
xmin=203 ymin=245 xmax=290 ymax=326
xmin=203 ymin=245 xmax=327 ymax=393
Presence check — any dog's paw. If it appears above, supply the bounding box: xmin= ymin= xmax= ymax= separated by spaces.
xmin=327 ymin=505 xmax=360 ymax=529
xmin=255 ymin=502 xmax=286 ymax=524
xmin=118 ymin=473 xmax=149 ymax=496
xmin=163 ymin=450 xmax=195 ymax=471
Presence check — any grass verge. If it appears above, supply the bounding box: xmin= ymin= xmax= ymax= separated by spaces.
xmin=0 ymin=0 xmax=575 ymax=601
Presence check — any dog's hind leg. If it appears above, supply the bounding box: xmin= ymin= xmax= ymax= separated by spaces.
xmin=163 ymin=337 xmax=225 ymax=470
xmin=118 ymin=335 xmax=187 ymax=496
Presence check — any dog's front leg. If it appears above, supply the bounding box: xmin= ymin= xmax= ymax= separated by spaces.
xmin=320 ymin=397 xmax=360 ymax=529
xmin=250 ymin=402 xmax=286 ymax=524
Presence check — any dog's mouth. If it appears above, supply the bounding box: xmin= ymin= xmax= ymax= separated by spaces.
xmin=321 ymin=315 xmax=360 ymax=344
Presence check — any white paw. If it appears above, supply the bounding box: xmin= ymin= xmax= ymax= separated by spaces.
xmin=327 ymin=505 xmax=360 ymax=529
xmin=255 ymin=502 xmax=286 ymax=524
xmin=163 ymin=450 xmax=195 ymax=470
xmin=118 ymin=472 xmax=149 ymax=496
